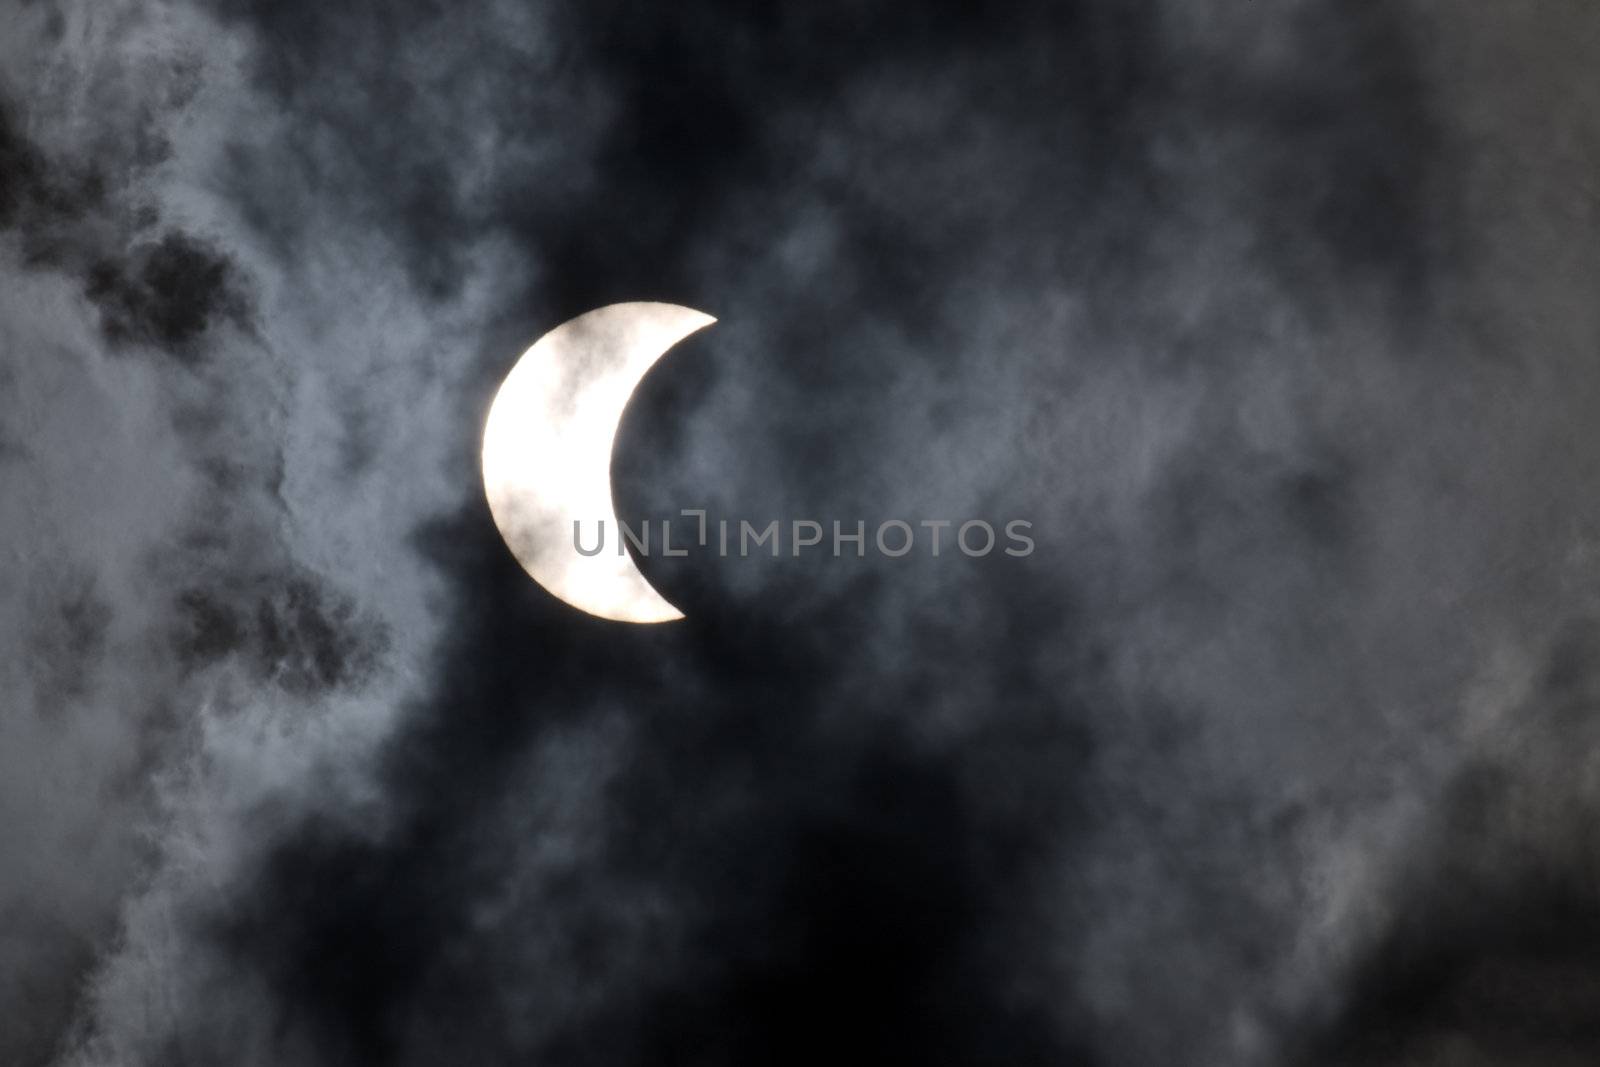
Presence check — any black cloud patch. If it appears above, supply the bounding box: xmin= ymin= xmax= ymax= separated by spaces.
xmin=86 ymin=231 xmax=253 ymax=357
xmin=172 ymin=567 xmax=388 ymax=696
xmin=0 ymin=101 xmax=43 ymax=229
xmin=1 ymin=88 xmax=250 ymax=362
xmin=0 ymin=98 xmax=110 ymax=257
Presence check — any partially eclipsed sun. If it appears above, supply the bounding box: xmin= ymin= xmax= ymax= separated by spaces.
xmin=481 ymin=302 xmax=714 ymax=623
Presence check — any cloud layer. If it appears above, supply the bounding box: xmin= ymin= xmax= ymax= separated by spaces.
xmin=4 ymin=2 xmax=1600 ymax=1065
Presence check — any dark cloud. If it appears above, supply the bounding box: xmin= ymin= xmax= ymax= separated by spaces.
xmin=0 ymin=98 xmax=111 ymax=260
xmin=199 ymin=502 xmax=1099 ymax=1065
xmin=204 ymin=0 xmax=1441 ymax=326
xmin=1 ymin=59 xmax=245 ymax=361
xmin=171 ymin=567 xmax=387 ymax=696
xmin=86 ymin=231 xmax=253 ymax=357
xmin=1302 ymin=620 xmax=1600 ymax=1065
xmin=0 ymin=100 xmax=43 ymax=228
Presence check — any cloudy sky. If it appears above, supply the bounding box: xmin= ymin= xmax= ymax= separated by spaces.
xmin=4 ymin=1 xmax=1600 ymax=1064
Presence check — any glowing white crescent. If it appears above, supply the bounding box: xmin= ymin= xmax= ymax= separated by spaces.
xmin=481 ymin=302 xmax=714 ymax=623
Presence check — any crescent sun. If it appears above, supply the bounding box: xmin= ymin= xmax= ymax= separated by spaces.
xmin=481 ymin=302 xmax=715 ymax=623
